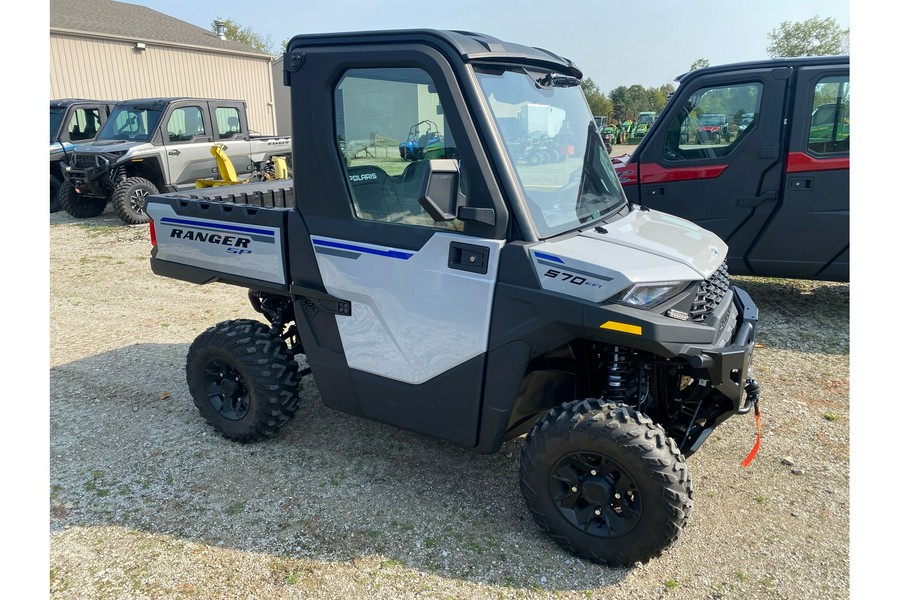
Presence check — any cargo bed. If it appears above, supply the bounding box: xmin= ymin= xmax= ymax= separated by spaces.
xmin=147 ymin=181 xmax=296 ymax=294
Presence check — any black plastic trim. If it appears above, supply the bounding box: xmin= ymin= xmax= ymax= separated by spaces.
xmin=350 ymin=355 xmax=487 ymax=447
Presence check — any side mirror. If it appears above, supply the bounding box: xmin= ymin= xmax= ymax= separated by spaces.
xmin=417 ymin=159 xmax=497 ymax=226
xmin=418 ymin=159 xmax=460 ymax=222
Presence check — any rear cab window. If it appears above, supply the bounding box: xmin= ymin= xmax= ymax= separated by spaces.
xmin=215 ymin=107 xmax=243 ymax=139
xmin=807 ymin=75 xmax=849 ymax=155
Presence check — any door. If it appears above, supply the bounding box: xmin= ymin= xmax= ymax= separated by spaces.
xmin=286 ymin=46 xmax=508 ymax=446
xmin=163 ymin=103 xmax=217 ymax=188
xmin=745 ymin=66 xmax=850 ymax=280
xmin=627 ymin=68 xmax=789 ymax=276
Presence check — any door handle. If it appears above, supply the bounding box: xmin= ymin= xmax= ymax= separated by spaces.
xmin=788 ymin=177 xmax=813 ymax=191
xmin=448 ymin=241 xmax=489 ymax=275
xmin=736 ymin=191 xmax=777 ymax=208
xmin=646 ymin=185 xmax=666 ymax=198
xmin=168 ymin=149 xmax=181 ymax=156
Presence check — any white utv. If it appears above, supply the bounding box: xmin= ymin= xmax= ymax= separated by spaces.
xmin=146 ymin=30 xmax=761 ymax=567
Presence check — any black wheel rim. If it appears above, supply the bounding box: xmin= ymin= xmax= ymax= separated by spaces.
xmin=549 ymin=452 xmax=642 ymax=538
xmin=130 ymin=188 xmax=149 ymax=214
xmin=203 ymin=358 xmax=250 ymax=421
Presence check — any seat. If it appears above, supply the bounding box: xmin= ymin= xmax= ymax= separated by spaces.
xmin=345 ymin=165 xmax=404 ymax=221
xmin=221 ymin=116 xmax=241 ymax=139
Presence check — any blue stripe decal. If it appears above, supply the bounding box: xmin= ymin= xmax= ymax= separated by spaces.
xmin=159 ymin=216 xmax=276 ymax=237
xmin=313 ymin=238 xmax=413 ymax=260
xmin=533 ymin=251 xmax=564 ymax=264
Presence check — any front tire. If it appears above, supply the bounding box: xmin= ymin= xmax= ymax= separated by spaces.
xmin=112 ymin=176 xmax=158 ymax=225
xmin=58 ymin=182 xmax=107 ymax=218
xmin=519 ymin=399 xmax=692 ymax=567
xmin=50 ymin=175 xmax=63 ymax=213
xmin=186 ymin=319 xmax=301 ymax=443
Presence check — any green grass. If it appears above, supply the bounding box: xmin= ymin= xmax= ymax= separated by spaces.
xmin=824 ymin=412 xmax=839 ymax=421
xmin=224 ymin=501 xmax=246 ymax=516
xmin=284 ymin=571 xmax=301 ymax=585
xmin=664 ymin=579 xmax=678 ymax=589
xmin=77 ymin=224 xmax=120 ymax=237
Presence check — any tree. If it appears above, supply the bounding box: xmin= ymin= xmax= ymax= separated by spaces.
xmin=766 ymin=16 xmax=849 ymax=58
xmin=581 ymin=78 xmax=613 ymax=119
xmin=690 ymin=58 xmax=710 ymax=71
xmin=212 ymin=18 xmax=275 ymax=55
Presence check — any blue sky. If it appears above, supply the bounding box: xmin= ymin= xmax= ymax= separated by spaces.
xmin=122 ymin=0 xmax=850 ymax=91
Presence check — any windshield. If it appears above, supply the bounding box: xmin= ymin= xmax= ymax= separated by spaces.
xmin=97 ymin=106 xmax=162 ymax=142
xmin=637 ymin=114 xmax=655 ymax=125
xmin=475 ymin=68 xmax=627 ymax=238
xmin=50 ymin=107 xmax=65 ymax=142
xmin=699 ymin=114 xmax=725 ymax=126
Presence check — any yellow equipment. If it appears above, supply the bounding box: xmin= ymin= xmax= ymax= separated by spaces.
xmin=196 ymin=145 xmax=289 ymax=188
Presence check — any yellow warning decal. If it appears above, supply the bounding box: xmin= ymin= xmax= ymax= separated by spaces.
xmin=599 ymin=321 xmax=642 ymax=335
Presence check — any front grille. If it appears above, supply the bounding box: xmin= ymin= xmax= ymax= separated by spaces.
xmin=689 ymin=262 xmax=730 ymax=323
xmin=72 ymin=155 xmax=98 ymax=169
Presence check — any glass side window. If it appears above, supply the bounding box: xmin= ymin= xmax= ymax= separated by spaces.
xmin=166 ymin=106 xmax=206 ymax=142
xmin=808 ymin=76 xmax=849 ymax=154
xmin=215 ymin=107 xmax=243 ymax=139
xmin=663 ymin=82 xmax=763 ymax=160
xmin=67 ymin=108 xmax=103 ymax=141
xmin=334 ymin=67 xmax=463 ymax=230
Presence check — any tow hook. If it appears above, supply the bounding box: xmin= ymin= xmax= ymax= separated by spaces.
xmin=738 ymin=377 xmax=760 ymax=415
xmin=740 ymin=378 xmax=762 ymax=467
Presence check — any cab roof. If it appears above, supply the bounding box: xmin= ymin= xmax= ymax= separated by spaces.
xmin=286 ymin=29 xmax=583 ymax=79
xmin=675 ymin=55 xmax=849 ymax=83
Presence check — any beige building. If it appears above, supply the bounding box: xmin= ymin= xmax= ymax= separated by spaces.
xmin=50 ymin=0 xmax=279 ymax=135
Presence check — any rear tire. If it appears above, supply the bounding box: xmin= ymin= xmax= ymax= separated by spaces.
xmin=58 ymin=182 xmax=107 ymax=218
xmin=112 ymin=176 xmax=157 ymax=225
xmin=186 ymin=319 xmax=301 ymax=443
xmin=50 ymin=175 xmax=63 ymax=213
xmin=519 ymin=399 xmax=692 ymax=567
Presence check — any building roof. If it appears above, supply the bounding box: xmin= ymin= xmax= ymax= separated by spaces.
xmin=50 ymin=0 xmax=271 ymax=58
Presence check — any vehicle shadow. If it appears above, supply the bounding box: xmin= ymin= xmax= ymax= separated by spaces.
xmin=49 ymin=343 xmax=630 ymax=594
xmin=732 ymin=276 xmax=849 ymax=355
xmin=50 ymin=205 xmax=134 ymax=227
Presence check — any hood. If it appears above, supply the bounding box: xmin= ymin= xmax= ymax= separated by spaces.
xmin=579 ymin=207 xmax=726 ymax=278
xmin=50 ymin=141 xmax=76 ymax=154
xmin=74 ymin=139 xmax=152 ymax=155
xmin=528 ymin=207 xmax=727 ymax=304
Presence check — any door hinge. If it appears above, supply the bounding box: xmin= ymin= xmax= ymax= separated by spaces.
xmin=283 ymin=51 xmax=306 ymax=86
xmin=290 ymin=284 xmax=351 ymax=316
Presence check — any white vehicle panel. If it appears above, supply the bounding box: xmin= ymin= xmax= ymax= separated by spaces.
xmin=530 ymin=208 xmax=726 ymax=303
xmin=148 ymin=203 xmax=286 ymax=284
xmin=312 ymin=233 xmax=503 ymax=384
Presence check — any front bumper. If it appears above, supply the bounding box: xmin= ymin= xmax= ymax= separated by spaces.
xmin=61 ymin=158 xmax=116 ymax=199
xmin=688 ymin=285 xmax=758 ymax=411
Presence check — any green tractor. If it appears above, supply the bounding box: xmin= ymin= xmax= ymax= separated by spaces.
xmin=628 ymin=111 xmax=658 ymax=144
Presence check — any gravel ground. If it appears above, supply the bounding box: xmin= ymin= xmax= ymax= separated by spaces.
xmin=48 ymin=201 xmax=850 ymax=599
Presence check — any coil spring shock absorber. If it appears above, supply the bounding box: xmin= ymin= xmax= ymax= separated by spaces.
xmin=601 ymin=346 xmax=634 ymax=402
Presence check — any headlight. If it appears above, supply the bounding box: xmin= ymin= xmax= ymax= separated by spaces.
xmin=615 ymin=281 xmax=689 ymax=309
